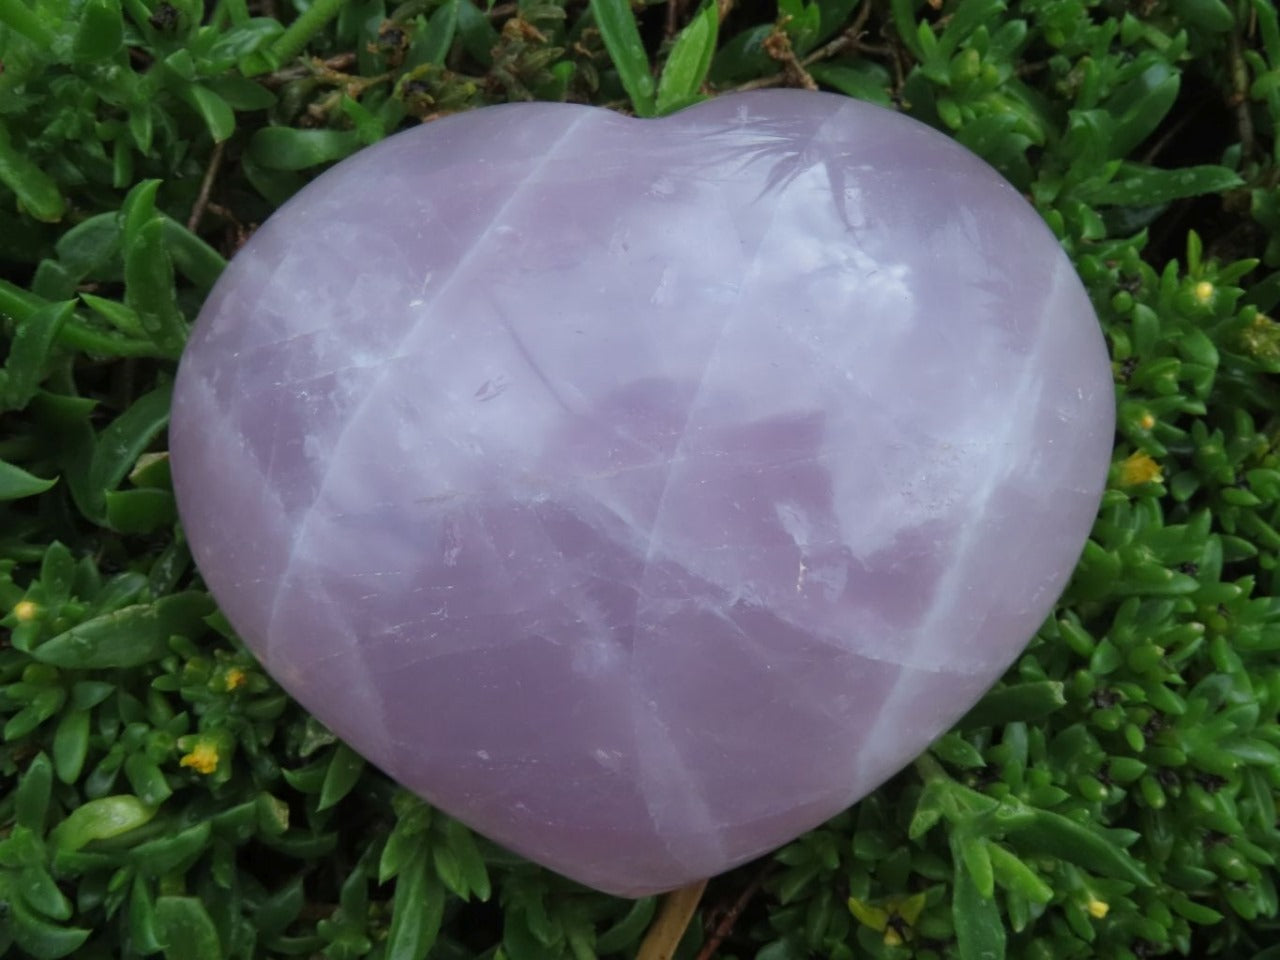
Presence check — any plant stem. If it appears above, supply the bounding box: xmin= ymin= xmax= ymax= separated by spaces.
xmin=637 ymin=878 xmax=709 ymax=960
xmin=270 ymin=0 xmax=349 ymax=67
xmin=695 ymin=864 xmax=772 ymax=960
xmin=187 ymin=141 xmax=226 ymax=232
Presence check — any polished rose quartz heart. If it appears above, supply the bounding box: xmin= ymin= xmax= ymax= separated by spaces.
xmin=170 ymin=90 xmax=1114 ymax=896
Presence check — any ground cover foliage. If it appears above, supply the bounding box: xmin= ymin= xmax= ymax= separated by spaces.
xmin=1 ymin=0 xmax=1280 ymax=957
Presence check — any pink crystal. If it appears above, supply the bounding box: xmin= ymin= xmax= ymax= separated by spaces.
xmin=170 ymin=91 xmax=1114 ymax=896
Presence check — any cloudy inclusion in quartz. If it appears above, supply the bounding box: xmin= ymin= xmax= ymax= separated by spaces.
xmin=171 ymin=91 xmax=1115 ymax=896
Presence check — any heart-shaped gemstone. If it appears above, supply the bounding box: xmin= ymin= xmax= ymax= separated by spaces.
xmin=171 ymin=90 xmax=1114 ymax=896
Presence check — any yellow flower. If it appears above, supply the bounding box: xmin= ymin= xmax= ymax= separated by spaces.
xmin=1193 ymin=281 xmax=1214 ymax=305
xmin=224 ymin=667 xmax=247 ymax=691
xmin=12 ymin=600 xmax=38 ymax=621
xmin=1087 ymin=897 xmax=1110 ymax=919
xmin=180 ymin=741 xmax=220 ymax=775
xmin=1119 ymin=451 xmax=1162 ymax=487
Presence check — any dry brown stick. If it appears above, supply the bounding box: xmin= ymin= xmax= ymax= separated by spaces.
xmin=262 ymin=51 xmax=357 ymax=86
xmin=204 ymin=202 xmax=253 ymax=256
xmin=665 ymin=0 xmax=685 ymax=40
xmin=187 ymin=140 xmax=226 ymax=233
xmin=693 ymin=868 xmax=770 ymax=960
xmin=1140 ymin=101 xmax=1204 ymax=167
xmin=764 ymin=27 xmax=818 ymax=90
xmin=636 ymin=879 xmax=709 ymax=960
xmin=782 ymin=52 xmax=818 ymax=90
xmin=728 ymin=0 xmax=885 ymax=93
xmin=801 ymin=0 xmax=874 ymax=65
xmin=730 ymin=71 xmax=790 ymax=92
xmin=889 ymin=34 xmax=907 ymax=92
xmin=1229 ymin=24 xmax=1256 ymax=161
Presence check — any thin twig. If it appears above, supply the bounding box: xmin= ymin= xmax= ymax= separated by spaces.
xmin=665 ymin=0 xmax=685 ymax=41
xmin=263 ymin=52 xmax=356 ymax=87
xmin=850 ymin=0 xmax=874 ymax=38
xmin=205 ymin=202 xmax=252 ymax=256
xmin=187 ymin=140 xmax=225 ymax=233
xmin=1229 ymin=23 xmax=1256 ymax=160
xmin=727 ymin=0 xmax=888 ymax=93
xmin=871 ymin=0 xmax=912 ymax=94
xmin=730 ymin=71 xmax=789 ymax=92
xmin=637 ymin=880 xmax=709 ymax=960
xmin=801 ymin=0 xmax=874 ymax=65
xmin=717 ymin=0 xmax=735 ymax=22
xmin=693 ymin=866 xmax=772 ymax=960
xmin=486 ymin=1 xmax=517 ymax=18
xmin=765 ymin=27 xmax=818 ymax=90
xmin=889 ymin=36 xmax=907 ymax=92
xmin=1140 ymin=100 xmax=1205 ymax=167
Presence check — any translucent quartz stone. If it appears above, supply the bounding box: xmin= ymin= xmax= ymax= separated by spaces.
xmin=170 ymin=91 xmax=1114 ymax=896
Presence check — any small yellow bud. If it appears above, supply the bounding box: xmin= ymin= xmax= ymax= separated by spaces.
xmin=1193 ymin=281 xmax=1214 ymax=304
xmin=12 ymin=600 xmax=38 ymax=621
xmin=1119 ymin=451 xmax=1162 ymax=487
xmin=180 ymin=742 xmax=220 ymax=775
xmin=224 ymin=667 xmax=247 ymax=691
xmin=1138 ymin=412 xmax=1156 ymax=430
xmin=1087 ymin=898 xmax=1110 ymax=919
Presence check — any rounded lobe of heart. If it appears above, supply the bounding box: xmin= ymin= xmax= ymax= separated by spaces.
xmin=170 ymin=90 xmax=1115 ymax=896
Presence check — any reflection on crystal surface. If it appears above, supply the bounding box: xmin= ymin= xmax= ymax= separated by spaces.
xmin=171 ymin=90 xmax=1114 ymax=896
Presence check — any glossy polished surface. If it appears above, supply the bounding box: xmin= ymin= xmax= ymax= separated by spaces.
xmin=171 ymin=91 xmax=1114 ymax=896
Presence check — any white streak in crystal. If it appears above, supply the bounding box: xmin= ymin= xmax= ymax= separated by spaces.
xmin=629 ymin=700 xmax=726 ymax=871
xmin=851 ymin=254 xmax=1067 ymax=786
xmin=633 ymin=115 xmax=844 ymax=591
xmin=262 ymin=111 xmax=596 ymax=658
